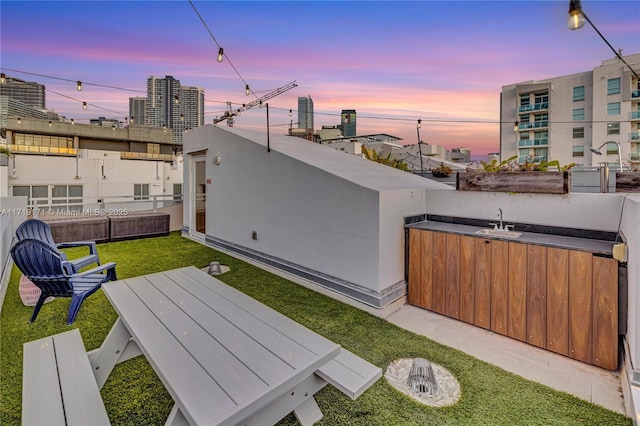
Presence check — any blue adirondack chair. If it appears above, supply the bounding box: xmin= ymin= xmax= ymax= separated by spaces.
xmin=11 ymin=238 xmax=117 ymax=324
xmin=15 ymin=218 xmax=100 ymax=272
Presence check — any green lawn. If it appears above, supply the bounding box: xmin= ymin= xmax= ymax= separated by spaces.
xmin=0 ymin=232 xmax=632 ymax=425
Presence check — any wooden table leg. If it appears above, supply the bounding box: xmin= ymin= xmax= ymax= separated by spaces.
xmin=88 ymin=317 xmax=141 ymax=389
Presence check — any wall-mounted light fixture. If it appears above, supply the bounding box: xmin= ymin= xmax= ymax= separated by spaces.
xmin=213 ymin=154 xmax=221 ymax=165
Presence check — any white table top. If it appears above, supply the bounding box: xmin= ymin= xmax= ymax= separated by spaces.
xmin=102 ymin=266 xmax=341 ymax=425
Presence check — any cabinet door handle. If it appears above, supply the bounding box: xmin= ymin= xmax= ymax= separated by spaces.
xmin=484 ymin=240 xmax=490 ymax=244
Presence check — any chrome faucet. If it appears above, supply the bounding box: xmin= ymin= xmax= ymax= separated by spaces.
xmin=497 ymin=208 xmax=504 ymax=230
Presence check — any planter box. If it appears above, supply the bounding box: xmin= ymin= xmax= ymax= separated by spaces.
xmin=46 ymin=216 xmax=110 ymax=243
xmin=456 ymin=171 xmax=570 ymax=194
xmin=108 ymin=212 xmax=170 ymax=241
xmin=616 ymin=172 xmax=640 ymax=193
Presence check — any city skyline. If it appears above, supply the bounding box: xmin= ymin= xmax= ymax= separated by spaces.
xmin=1 ymin=0 xmax=639 ymax=157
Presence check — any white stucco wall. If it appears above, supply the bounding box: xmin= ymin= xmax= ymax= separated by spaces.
xmin=183 ymin=125 xmax=442 ymax=304
xmin=619 ymin=195 xmax=640 ymax=369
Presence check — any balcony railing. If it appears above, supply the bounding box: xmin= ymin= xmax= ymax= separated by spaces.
xmin=518 ymin=156 xmax=548 ymax=164
xmin=631 ymin=132 xmax=640 ymax=141
xmin=518 ymin=138 xmax=548 ymax=147
xmin=7 ymin=144 xmax=77 ymax=156
xmin=518 ymin=121 xmax=548 ymax=130
xmin=120 ymin=152 xmax=175 ymax=161
xmin=22 ymin=194 xmax=183 ymax=217
xmin=631 ymin=152 xmax=640 ymax=161
xmin=632 ymin=90 xmax=640 ymax=98
xmin=518 ymin=102 xmax=549 ymax=113
xmin=631 ymin=111 xmax=640 ymax=120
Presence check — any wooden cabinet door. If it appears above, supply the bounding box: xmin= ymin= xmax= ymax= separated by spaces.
xmin=445 ymin=233 xmax=461 ymax=318
xmin=508 ymin=242 xmax=527 ymax=341
xmin=491 ymin=240 xmax=509 ymax=335
xmin=527 ymin=244 xmax=547 ymax=348
xmin=459 ymin=236 xmax=476 ymax=324
xmin=592 ymin=256 xmax=618 ymax=370
xmin=547 ymin=247 xmax=569 ymax=356
xmin=568 ymin=250 xmax=593 ymax=364
xmin=432 ymin=232 xmax=447 ymax=314
xmin=407 ymin=229 xmax=422 ymax=307
xmin=474 ymin=238 xmax=492 ymax=329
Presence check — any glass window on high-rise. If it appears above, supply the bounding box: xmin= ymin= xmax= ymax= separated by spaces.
xmin=607 ymin=78 xmax=621 ymax=95
xmin=607 ymin=122 xmax=620 ymax=135
xmin=573 ymin=127 xmax=584 ymax=138
xmin=607 ymin=102 xmax=621 ymax=115
xmin=573 ymin=108 xmax=585 ymax=121
xmin=519 ymin=93 xmax=530 ymax=106
xmin=573 ymin=86 xmax=585 ymax=101
xmin=572 ymin=146 xmax=585 ymax=157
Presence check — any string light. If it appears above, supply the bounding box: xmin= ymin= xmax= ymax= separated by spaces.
xmin=76 ymin=80 xmax=82 ymax=91
xmin=0 ymin=73 xmax=5 ymax=85
xmin=217 ymin=47 xmax=224 ymax=63
xmin=82 ymin=101 xmax=87 ymax=110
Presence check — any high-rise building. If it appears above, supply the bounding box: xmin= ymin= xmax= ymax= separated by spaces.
xmin=141 ymin=76 xmax=204 ymax=144
xmin=178 ymin=85 xmax=205 ymax=134
xmin=129 ymin=97 xmax=146 ymax=125
xmin=0 ymin=76 xmax=46 ymax=109
xmin=340 ymin=109 xmax=356 ymax=137
xmin=500 ymin=53 xmax=640 ymax=168
xmin=297 ymin=96 xmax=314 ymax=131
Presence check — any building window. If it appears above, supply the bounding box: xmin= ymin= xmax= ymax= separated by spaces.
xmin=607 ymin=102 xmax=621 ymax=115
xmin=606 ymin=142 xmax=619 ymax=154
xmin=534 ymin=113 xmax=548 ymax=122
xmin=51 ymin=185 xmax=83 ymax=212
xmin=573 ymin=108 xmax=585 ymax=121
xmin=573 ymin=127 xmax=585 ymax=138
xmin=134 ymin=183 xmax=149 ymax=200
xmin=172 ymin=183 xmax=182 ymax=202
xmin=519 ymin=93 xmax=530 ymax=106
xmin=534 ymin=92 xmax=548 ymax=104
xmin=607 ymin=122 xmax=620 ymax=135
xmin=572 ymin=146 xmax=585 ymax=157
xmin=607 ymin=78 xmax=621 ymax=95
xmin=573 ymin=86 xmax=585 ymax=101
xmin=12 ymin=185 xmax=49 ymax=207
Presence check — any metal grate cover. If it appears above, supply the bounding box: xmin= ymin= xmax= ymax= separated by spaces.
xmin=407 ymin=358 xmax=439 ymax=397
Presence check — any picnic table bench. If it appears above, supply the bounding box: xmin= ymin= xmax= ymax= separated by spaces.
xmin=22 ymin=329 xmax=109 ymax=425
xmin=22 ymin=266 xmax=381 ymax=425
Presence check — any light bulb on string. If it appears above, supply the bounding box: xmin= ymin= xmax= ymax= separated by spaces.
xmin=77 ymin=81 xmax=82 ymax=91
xmin=217 ymin=47 xmax=224 ymax=63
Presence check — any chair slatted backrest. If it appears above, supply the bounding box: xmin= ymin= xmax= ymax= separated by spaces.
xmin=15 ymin=219 xmax=57 ymax=246
xmin=11 ymin=239 xmax=75 ymax=297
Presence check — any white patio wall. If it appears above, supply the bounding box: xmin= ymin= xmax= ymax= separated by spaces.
xmin=0 ymin=196 xmax=27 ymax=309
xmin=182 ymin=125 xmax=441 ymax=306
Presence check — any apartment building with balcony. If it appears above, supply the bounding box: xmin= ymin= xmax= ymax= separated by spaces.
xmin=500 ymin=53 xmax=640 ymax=168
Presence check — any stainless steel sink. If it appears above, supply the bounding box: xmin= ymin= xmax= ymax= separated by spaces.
xmin=475 ymin=228 xmax=522 ymax=239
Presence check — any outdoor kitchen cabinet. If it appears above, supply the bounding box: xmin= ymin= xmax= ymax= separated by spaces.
xmin=408 ymin=228 xmax=618 ymax=370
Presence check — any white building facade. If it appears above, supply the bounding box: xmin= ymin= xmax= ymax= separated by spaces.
xmin=500 ymin=53 xmax=640 ymax=168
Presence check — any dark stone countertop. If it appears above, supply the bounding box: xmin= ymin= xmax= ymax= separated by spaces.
xmin=406 ymin=220 xmax=616 ymax=256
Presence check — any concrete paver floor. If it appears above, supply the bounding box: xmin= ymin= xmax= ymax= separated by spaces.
xmin=386 ymin=304 xmax=625 ymax=415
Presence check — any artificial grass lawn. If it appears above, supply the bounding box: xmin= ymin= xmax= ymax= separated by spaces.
xmin=0 ymin=232 xmax=632 ymax=425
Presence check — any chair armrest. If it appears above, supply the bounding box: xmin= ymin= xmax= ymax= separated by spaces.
xmin=57 ymin=241 xmax=98 ymax=255
xmin=75 ymin=262 xmax=117 ymax=281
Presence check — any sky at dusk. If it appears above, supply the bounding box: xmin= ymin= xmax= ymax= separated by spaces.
xmin=1 ymin=0 xmax=639 ymax=157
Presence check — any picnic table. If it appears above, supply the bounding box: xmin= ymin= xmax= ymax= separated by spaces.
xmin=87 ymin=266 xmax=381 ymax=425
